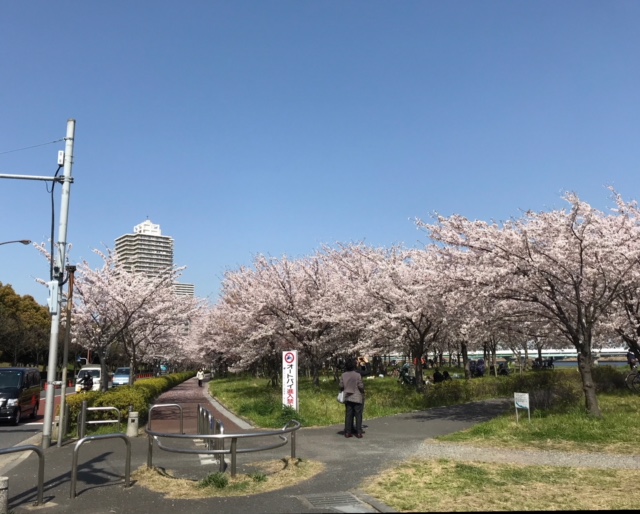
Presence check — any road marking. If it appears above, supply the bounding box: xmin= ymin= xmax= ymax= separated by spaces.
xmin=196 ymin=440 xmax=222 ymax=467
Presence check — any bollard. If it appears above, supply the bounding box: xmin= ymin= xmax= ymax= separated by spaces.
xmin=52 ymin=416 xmax=60 ymax=441
xmin=0 ymin=476 xmax=7 ymax=514
xmin=126 ymin=412 xmax=139 ymax=437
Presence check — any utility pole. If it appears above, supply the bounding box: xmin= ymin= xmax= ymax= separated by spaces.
xmin=57 ymin=264 xmax=76 ymax=447
xmin=42 ymin=119 xmax=75 ymax=449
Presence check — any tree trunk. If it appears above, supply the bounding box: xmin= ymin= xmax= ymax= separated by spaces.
xmin=129 ymin=356 xmax=136 ymax=385
xmin=99 ymin=351 xmax=109 ymax=392
xmin=461 ymin=341 xmax=470 ymax=379
xmin=577 ymin=351 xmax=602 ymax=417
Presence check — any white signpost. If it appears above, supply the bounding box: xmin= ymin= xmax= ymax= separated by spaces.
xmin=514 ymin=392 xmax=530 ymax=423
xmin=282 ymin=350 xmax=299 ymax=411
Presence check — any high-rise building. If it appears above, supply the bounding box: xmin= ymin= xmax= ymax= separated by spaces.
xmin=115 ymin=220 xmax=194 ymax=296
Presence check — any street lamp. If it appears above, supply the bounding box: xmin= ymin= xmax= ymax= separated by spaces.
xmin=0 ymin=240 xmax=31 ymax=246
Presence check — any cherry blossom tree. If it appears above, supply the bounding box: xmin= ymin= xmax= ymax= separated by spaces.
xmin=601 ymin=194 xmax=640 ymax=362
xmin=72 ymin=248 xmax=197 ymax=390
xmin=330 ymin=245 xmax=447 ymax=389
xmin=419 ymin=192 xmax=640 ymax=417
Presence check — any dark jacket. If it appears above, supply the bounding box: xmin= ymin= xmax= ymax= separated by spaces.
xmin=339 ymin=370 xmax=365 ymax=404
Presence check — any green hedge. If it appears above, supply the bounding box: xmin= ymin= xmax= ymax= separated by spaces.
xmin=64 ymin=371 xmax=195 ymax=429
xmin=424 ymin=367 xmax=627 ymax=412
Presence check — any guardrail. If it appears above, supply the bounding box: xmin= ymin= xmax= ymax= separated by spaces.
xmin=197 ymin=404 xmax=225 ymax=471
xmin=148 ymin=403 xmax=184 ymax=434
xmin=0 ymin=445 xmax=44 ymax=506
xmin=145 ymin=406 xmax=300 ymax=477
xmin=70 ymin=433 xmax=131 ymax=499
xmin=78 ymin=401 xmax=121 ymax=438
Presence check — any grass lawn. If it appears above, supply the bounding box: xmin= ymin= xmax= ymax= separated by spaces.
xmin=209 ymin=371 xmax=640 ymax=511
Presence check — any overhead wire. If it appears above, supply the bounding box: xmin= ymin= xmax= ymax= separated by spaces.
xmin=0 ymin=138 xmax=65 ymax=156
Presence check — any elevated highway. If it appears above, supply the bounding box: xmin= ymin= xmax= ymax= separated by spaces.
xmin=467 ymin=347 xmax=627 ymax=360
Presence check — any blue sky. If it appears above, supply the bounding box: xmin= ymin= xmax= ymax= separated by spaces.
xmin=1 ymin=1 xmax=639 ymax=305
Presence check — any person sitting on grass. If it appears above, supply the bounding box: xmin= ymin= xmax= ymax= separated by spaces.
xmin=433 ymin=368 xmax=445 ymax=383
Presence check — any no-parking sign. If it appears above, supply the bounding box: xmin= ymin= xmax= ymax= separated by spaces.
xmin=282 ymin=351 xmax=298 ymax=411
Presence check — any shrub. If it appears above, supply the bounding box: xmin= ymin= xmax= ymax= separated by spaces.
xmin=592 ymin=365 xmax=627 ymax=393
xmin=65 ymin=371 xmax=194 ymax=431
xmin=277 ymin=405 xmax=305 ymax=426
xmin=198 ymin=472 xmax=228 ymax=489
xmin=425 ymin=369 xmax=585 ymax=412
xmin=249 ymin=472 xmax=267 ymax=483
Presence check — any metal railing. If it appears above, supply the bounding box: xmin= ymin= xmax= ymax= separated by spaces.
xmin=70 ymin=433 xmax=131 ymax=499
xmin=197 ymin=404 xmax=225 ymax=471
xmin=78 ymin=401 xmax=121 ymax=438
xmin=0 ymin=445 xmax=44 ymax=505
xmin=146 ymin=405 xmax=300 ymax=477
xmin=148 ymin=403 xmax=184 ymax=434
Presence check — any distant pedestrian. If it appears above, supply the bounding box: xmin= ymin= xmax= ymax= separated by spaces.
xmin=627 ymin=350 xmax=638 ymax=370
xmin=339 ymin=359 xmax=365 ymax=438
xmin=197 ymin=368 xmax=204 ymax=387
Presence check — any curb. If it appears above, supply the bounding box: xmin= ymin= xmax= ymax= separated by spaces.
xmin=203 ymin=381 xmax=254 ymax=430
xmin=0 ymin=432 xmax=43 ymax=475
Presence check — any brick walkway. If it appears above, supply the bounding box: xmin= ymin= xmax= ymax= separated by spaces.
xmin=148 ymin=374 xmax=247 ymax=434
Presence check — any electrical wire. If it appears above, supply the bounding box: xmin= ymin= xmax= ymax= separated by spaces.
xmin=0 ymin=138 xmax=65 ymax=156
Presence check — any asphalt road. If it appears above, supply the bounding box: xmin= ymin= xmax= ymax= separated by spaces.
xmin=0 ymin=389 xmax=72 ymax=449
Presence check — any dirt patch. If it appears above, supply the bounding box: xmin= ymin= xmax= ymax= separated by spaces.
xmin=132 ymin=457 xmax=325 ymax=499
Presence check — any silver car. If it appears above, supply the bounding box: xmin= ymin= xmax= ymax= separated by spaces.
xmin=112 ymin=367 xmax=131 ymax=386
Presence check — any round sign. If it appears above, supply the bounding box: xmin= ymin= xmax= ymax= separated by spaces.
xmin=284 ymin=352 xmax=295 ymax=364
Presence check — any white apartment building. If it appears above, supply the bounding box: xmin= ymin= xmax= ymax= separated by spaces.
xmin=115 ymin=220 xmax=195 ymax=296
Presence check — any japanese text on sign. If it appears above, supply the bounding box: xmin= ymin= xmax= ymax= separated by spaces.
xmin=282 ymin=351 xmax=298 ymax=411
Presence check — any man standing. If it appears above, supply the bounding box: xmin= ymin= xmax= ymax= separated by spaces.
xmin=197 ymin=368 xmax=204 ymax=387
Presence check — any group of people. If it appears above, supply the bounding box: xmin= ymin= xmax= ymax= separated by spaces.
xmin=432 ymin=369 xmax=452 ymax=383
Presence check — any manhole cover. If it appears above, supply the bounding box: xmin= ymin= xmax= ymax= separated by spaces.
xmin=300 ymin=492 xmax=378 ymax=512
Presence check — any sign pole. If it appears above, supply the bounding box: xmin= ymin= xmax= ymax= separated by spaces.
xmin=513 ymin=392 xmax=530 ymax=424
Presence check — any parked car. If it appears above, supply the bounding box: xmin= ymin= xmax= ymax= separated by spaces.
xmin=0 ymin=367 xmax=41 ymax=425
xmin=75 ymin=366 xmax=110 ymax=392
xmin=112 ymin=367 xmax=131 ymax=386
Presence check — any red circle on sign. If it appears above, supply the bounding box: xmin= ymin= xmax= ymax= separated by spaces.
xmin=284 ymin=352 xmax=295 ymax=364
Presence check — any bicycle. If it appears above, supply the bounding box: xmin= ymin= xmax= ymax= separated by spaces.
xmin=624 ymin=363 xmax=640 ymax=392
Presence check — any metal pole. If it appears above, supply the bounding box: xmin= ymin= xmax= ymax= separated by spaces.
xmin=43 ymin=119 xmax=75 ymax=449
xmin=79 ymin=400 xmax=87 ymax=440
xmin=57 ymin=266 xmax=75 ymax=447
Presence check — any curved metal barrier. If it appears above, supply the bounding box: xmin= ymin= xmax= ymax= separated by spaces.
xmin=145 ymin=405 xmax=300 ymax=477
xmin=197 ymin=404 xmax=225 ymax=471
xmin=0 ymin=445 xmax=44 ymax=505
xmin=70 ymin=433 xmax=131 ymax=499
xmin=148 ymin=403 xmax=184 ymax=434
xmin=78 ymin=404 xmax=121 ymax=438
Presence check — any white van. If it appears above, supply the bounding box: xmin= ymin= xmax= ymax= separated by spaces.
xmin=75 ymin=366 xmax=111 ymax=392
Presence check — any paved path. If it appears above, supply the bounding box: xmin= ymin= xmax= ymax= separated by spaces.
xmin=2 ymin=375 xmax=637 ymax=513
